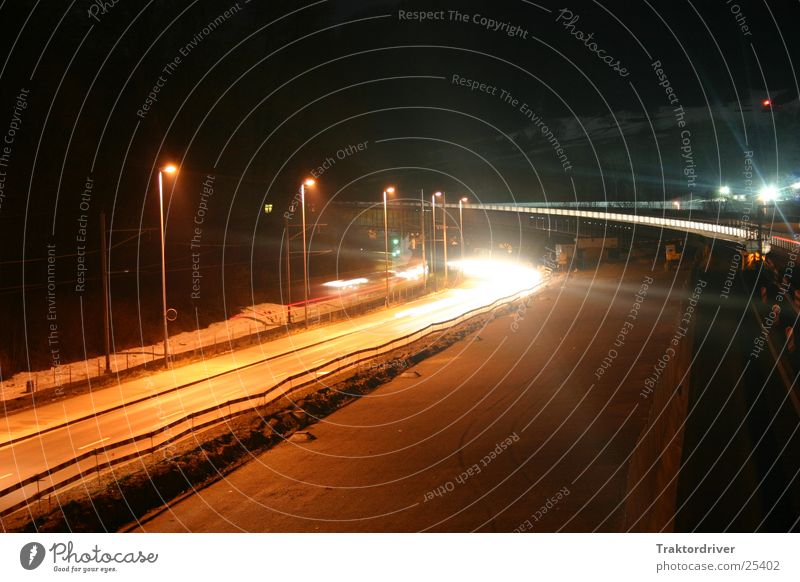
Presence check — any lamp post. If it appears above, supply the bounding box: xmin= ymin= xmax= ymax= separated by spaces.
xmin=435 ymin=192 xmax=448 ymax=286
xmin=301 ymin=178 xmax=315 ymax=328
xmin=431 ymin=193 xmax=437 ymax=291
xmin=158 ymin=164 xmax=177 ymax=368
xmin=420 ymin=189 xmax=427 ymax=290
xmin=383 ymin=186 xmax=395 ymax=307
xmin=459 ymin=197 xmax=467 ymax=275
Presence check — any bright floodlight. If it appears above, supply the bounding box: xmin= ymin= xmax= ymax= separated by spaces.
xmin=162 ymin=164 xmax=177 ymax=174
xmin=460 ymin=197 xmax=468 ymax=202
xmin=385 ymin=186 xmax=395 ymax=193
xmin=304 ymin=178 xmax=315 ymax=187
xmin=791 ymin=181 xmax=800 ymax=190
xmin=759 ymin=185 xmax=778 ymax=202
xmin=434 ymin=191 xmax=443 ymax=197
xmin=718 ymin=186 xmax=731 ymax=196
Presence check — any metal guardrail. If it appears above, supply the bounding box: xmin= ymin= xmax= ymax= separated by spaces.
xmin=2 ymin=283 xmax=414 ymax=405
xmin=0 ymin=280 xmax=545 ymax=517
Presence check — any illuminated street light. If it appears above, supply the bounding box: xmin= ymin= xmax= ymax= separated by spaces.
xmin=383 ymin=186 xmax=395 ymax=307
xmin=719 ymin=185 xmax=731 ymax=196
xmin=419 ymin=189 xmax=427 ymax=291
xmin=435 ymin=192 xmax=448 ymax=285
xmin=158 ymin=164 xmax=178 ymax=368
xmin=300 ymin=178 xmax=316 ymax=328
xmin=759 ymin=185 xmax=778 ymax=203
xmin=431 ymin=194 xmax=437 ymax=291
xmin=791 ymin=181 xmax=800 ymax=191
xmin=458 ymin=197 xmax=468 ymax=276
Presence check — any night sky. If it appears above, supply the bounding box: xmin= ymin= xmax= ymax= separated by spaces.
xmin=0 ymin=0 xmax=798 ymax=371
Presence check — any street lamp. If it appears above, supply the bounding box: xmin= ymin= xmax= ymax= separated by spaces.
xmin=459 ymin=197 xmax=468 ymax=275
xmin=419 ymin=189 xmax=427 ymax=290
xmin=158 ymin=164 xmax=177 ymax=368
xmin=301 ymin=178 xmax=315 ymax=328
xmin=435 ymin=192 xmax=448 ymax=285
xmin=383 ymin=186 xmax=395 ymax=307
xmin=431 ymin=193 xmax=437 ymax=291
xmin=718 ymin=185 xmax=731 ymax=196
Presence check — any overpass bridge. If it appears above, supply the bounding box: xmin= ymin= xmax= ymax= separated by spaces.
xmin=335 ymin=200 xmax=799 ymax=254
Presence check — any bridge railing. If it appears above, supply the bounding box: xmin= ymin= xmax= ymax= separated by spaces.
xmin=336 ymin=200 xmax=800 ymax=251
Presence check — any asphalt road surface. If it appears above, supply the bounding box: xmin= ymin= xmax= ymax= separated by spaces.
xmin=137 ymin=260 xmax=690 ymax=532
xmin=0 ymin=269 xmax=539 ymax=511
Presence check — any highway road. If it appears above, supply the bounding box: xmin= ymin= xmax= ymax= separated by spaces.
xmin=136 ymin=261 xmax=691 ymax=532
xmin=0 ymin=262 xmax=541 ymax=514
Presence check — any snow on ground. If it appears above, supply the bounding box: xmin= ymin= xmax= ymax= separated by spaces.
xmin=0 ymin=301 xmax=286 ymax=402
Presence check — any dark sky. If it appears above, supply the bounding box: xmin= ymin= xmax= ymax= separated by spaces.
xmin=0 ymin=1 xmax=797 ymax=234
xmin=0 ymin=0 xmax=798 ymax=357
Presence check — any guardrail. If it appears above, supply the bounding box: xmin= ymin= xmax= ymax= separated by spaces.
xmin=0 ymin=279 xmax=545 ymax=517
xmin=2 ymin=281 xmax=425 ymax=406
